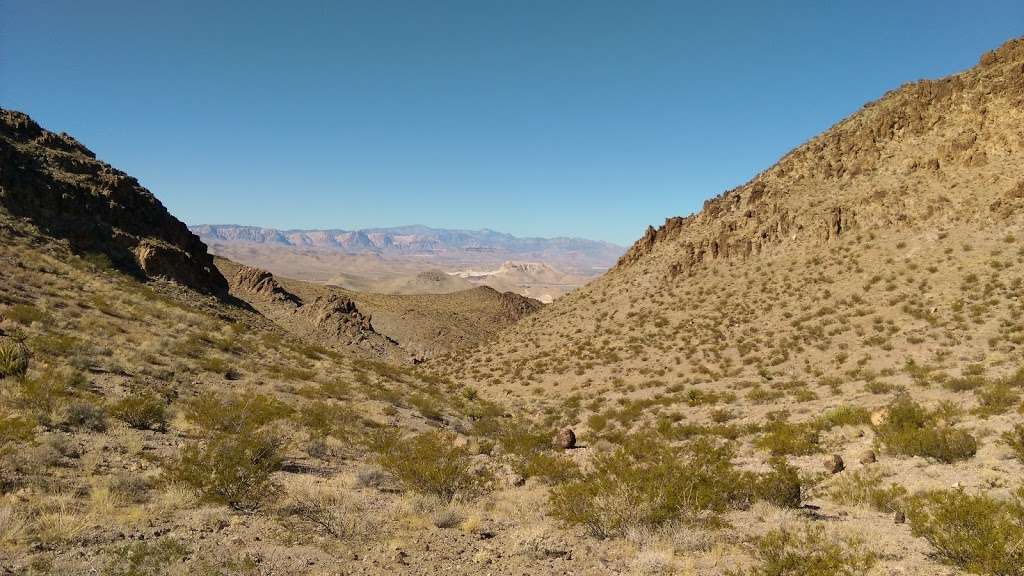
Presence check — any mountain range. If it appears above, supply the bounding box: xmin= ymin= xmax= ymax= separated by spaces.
xmin=191 ymin=224 xmax=624 ymax=275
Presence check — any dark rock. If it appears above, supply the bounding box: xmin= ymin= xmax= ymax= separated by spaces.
xmin=825 ymin=454 xmax=845 ymax=474
xmin=554 ymin=428 xmax=577 ymax=450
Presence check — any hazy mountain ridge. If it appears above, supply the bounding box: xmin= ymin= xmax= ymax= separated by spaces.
xmin=192 ymin=223 xmax=624 ymax=269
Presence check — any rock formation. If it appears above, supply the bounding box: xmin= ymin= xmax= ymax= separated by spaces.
xmin=0 ymin=109 xmax=227 ymax=294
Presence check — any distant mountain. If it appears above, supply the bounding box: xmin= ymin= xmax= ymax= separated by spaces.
xmin=190 ymin=224 xmax=624 ymax=275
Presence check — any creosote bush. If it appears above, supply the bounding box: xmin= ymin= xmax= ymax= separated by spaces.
xmin=727 ymin=526 xmax=877 ymax=576
xmin=550 ymin=433 xmax=801 ymax=538
xmin=874 ymin=396 xmax=976 ymax=463
xmin=484 ymin=419 xmax=579 ymax=484
xmin=164 ymin=430 xmax=283 ymax=511
xmin=372 ymin=430 xmax=489 ymax=502
xmin=907 ymin=489 xmax=1024 ymax=576
xmin=184 ymin=391 xmax=292 ymax=434
xmin=0 ymin=338 xmax=29 ymax=378
xmin=1002 ymin=424 xmax=1024 ymax=461
xmin=111 ymin=391 xmax=168 ymax=431
xmin=755 ymin=421 xmax=820 ymax=456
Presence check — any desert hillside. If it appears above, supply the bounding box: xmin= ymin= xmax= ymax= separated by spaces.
xmin=216 ymin=257 xmax=542 ymax=360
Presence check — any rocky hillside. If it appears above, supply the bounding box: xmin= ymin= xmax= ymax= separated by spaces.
xmin=218 ymin=258 xmax=542 ymax=360
xmin=449 ymin=38 xmax=1024 ymax=399
xmin=0 ymin=109 xmax=226 ymax=294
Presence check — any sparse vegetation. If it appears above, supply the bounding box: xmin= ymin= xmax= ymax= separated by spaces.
xmin=110 ymin=391 xmax=168 ymax=431
xmin=728 ymin=526 xmax=877 ymax=576
xmin=550 ymin=433 xmax=800 ymax=537
xmin=873 ymin=396 xmax=977 ymax=463
xmin=372 ymin=430 xmax=489 ymax=502
xmin=164 ymin=430 xmax=283 ymax=511
xmin=907 ymin=490 xmax=1024 ymax=576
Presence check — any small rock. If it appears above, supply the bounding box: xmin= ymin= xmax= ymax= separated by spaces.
xmin=894 ymin=510 xmax=906 ymax=524
xmin=825 ymin=454 xmax=845 ymax=474
xmin=554 ymin=428 xmax=576 ymax=450
xmin=859 ymin=450 xmax=877 ymax=464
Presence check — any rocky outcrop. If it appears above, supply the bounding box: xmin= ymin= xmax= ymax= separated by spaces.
xmin=615 ymin=37 xmax=1024 ymax=277
xmin=231 ymin=265 xmax=301 ymax=305
xmin=494 ymin=290 xmax=543 ymax=322
xmin=0 ymin=109 xmax=227 ymax=294
xmin=303 ymin=294 xmax=376 ymax=338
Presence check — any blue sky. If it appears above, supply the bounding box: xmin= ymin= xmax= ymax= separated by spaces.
xmin=2 ymin=1 xmax=1021 ymax=245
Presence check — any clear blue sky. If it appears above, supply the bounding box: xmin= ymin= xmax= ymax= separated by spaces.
xmin=2 ymin=1 xmax=1021 ymax=245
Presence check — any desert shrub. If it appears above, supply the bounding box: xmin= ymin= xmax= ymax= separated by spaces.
xmin=111 ymin=391 xmax=168 ymax=431
xmin=728 ymin=526 xmax=877 ymax=576
xmin=297 ymin=401 xmax=362 ymax=440
xmin=15 ymin=368 xmax=82 ymax=426
xmin=874 ymin=396 xmax=976 ymax=463
xmin=974 ymin=381 xmax=1020 ymax=417
xmin=756 ymin=421 xmax=820 ymax=456
xmin=409 ymin=394 xmax=445 ymax=422
xmin=826 ymin=467 xmax=907 ymax=513
xmin=0 ymin=338 xmax=29 ymax=378
xmin=371 ymin=430 xmax=488 ymax=501
xmin=106 ymin=537 xmax=188 ymax=576
xmin=184 ymin=391 xmax=291 ymax=435
xmin=1002 ymin=424 xmax=1024 ymax=461
xmin=0 ymin=412 xmax=35 ymax=461
xmin=486 ymin=420 xmax=578 ymax=483
xmin=164 ymin=431 xmax=282 ymax=511
xmin=751 ymin=457 xmax=803 ymax=509
xmin=815 ymin=405 xmax=871 ymax=429
xmin=3 ymin=304 xmax=49 ymax=326
xmin=550 ymin=434 xmax=799 ymax=538
xmin=907 ymin=490 xmax=1024 ymax=576
xmin=65 ymin=401 xmax=108 ymax=432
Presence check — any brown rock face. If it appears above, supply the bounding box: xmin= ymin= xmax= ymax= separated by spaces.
xmin=0 ymin=109 xmax=227 ymax=295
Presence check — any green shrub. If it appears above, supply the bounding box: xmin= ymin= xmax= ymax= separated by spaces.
xmin=107 ymin=537 xmax=188 ymax=576
xmin=0 ymin=412 xmax=35 ymax=458
xmin=184 ymin=391 xmax=291 ymax=435
xmin=907 ymin=490 xmax=1024 ymax=576
xmin=111 ymin=391 xmax=168 ymax=431
xmin=874 ymin=396 xmax=976 ymax=463
xmin=728 ymin=526 xmax=877 ymax=576
xmin=550 ymin=434 xmax=799 ymax=538
xmin=751 ymin=458 xmax=803 ymax=509
xmin=756 ymin=421 xmax=820 ymax=456
xmin=16 ymin=370 xmax=73 ymax=426
xmin=1002 ymin=424 xmax=1024 ymax=461
xmin=297 ymin=401 xmax=361 ymax=440
xmin=825 ymin=467 xmax=907 ymax=513
xmin=815 ymin=405 xmax=871 ymax=429
xmin=974 ymin=382 xmax=1020 ymax=417
xmin=0 ymin=338 xmax=29 ymax=378
xmin=372 ymin=430 xmax=488 ymax=502
xmin=486 ymin=420 xmax=578 ymax=484
xmin=65 ymin=401 xmax=108 ymax=432
xmin=3 ymin=304 xmax=49 ymax=326
xmin=164 ymin=431 xmax=282 ymax=511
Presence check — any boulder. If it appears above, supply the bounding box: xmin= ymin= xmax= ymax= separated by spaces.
xmin=554 ymin=428 xmax=576 ymax=450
